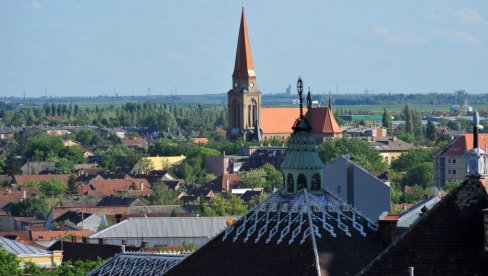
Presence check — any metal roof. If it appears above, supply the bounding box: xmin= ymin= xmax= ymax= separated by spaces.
xmin=90 ymin=217 xmax=238 ymax=239
xmin=0 ymin=236 xmax=51 ymax=256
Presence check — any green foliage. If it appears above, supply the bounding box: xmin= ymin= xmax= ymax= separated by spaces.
xmin=425 ymin=120 xmax=437 ymax=141
xmin=10 ymin=198 xmax=51 ymax=217
xmin=67 ymin=174 xmax=79 ymax=196
xmin=247 ymin=192 xmax=268 ymax=208
xmin=113 ymin=190 xmax=129 ymax=197
xmin=317 ymin=138 xmax=387 ymax=171
xmin=200 ymin=193 xmax=247 ymax=216
xmin=39 ymin=178 xmax=66 ymax=199
xmin=147 ymin=182 xmax=180 ymax=205
xmin=402 ymin=185 xmax=429 ymax=203
xmin=0 ymin=247 xmax=20 ymax=275
xmin=391 ymin=149 xmax=433 ymax=172
xmin=260 ymin=164 xmax=283 ymax=189
xmin=403 ymin=162 xmax=433 ymax=189
xmin=21 ymin=133 xmax=64 ymax=161
xmin=238 ymin=164 xmax=283 ymax=191
xmin=3 ymin=154 xmax=22 ymax=176
xmin=382 ymin=107 xmax=392 ymax=133
xmin=444 ymin=179 xmax=462 ymax=192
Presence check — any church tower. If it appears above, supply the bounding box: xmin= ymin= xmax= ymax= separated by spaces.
xmin=227 ymin=6 xmax=262 ymax=140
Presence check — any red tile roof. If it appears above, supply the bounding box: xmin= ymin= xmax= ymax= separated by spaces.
xmin=440 ymin=133 xmax=488 ymax=156
xmin=82 ymin=178 xmax=152 ymax=197
xmin=232 ymin=8 xmax=254 ymax=78
xmin=206 ymin=174 xmax=240 ymax=192
xmin=260 ymin=107 xmax=342 ymax=135
xmin=122 ymin=136 xmax=147 ymax=148
xmin=192 ymin=138 xmax=209 ymax=145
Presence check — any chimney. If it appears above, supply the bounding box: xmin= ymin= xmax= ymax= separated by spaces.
xmin=392 ymin=136 xmax=397 ymax=142
xmin=22 ymin=190 xmax=26 ymax=199
xmin=140 ymin=182 xmax=144 ymax=191
xmin=484 ymin=209 xmax=488 ymax=252
xmin=378 ymin=219 xmax=397 ymax=245
xmin=226 ymin=179 xmax=230 ymax=192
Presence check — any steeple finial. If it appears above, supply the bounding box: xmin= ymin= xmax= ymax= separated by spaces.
xmin=465 ymin=110 xmax=487 ymax=177
xmin=242 ymin=0 xmax=245 ymax=8
xmin=307 ymin=87 xmax=312 ymax=110
xmin=328 ymin=97 xmax=331 ymax=109
xmin=298 ymin=78 xmax=304 ymax=118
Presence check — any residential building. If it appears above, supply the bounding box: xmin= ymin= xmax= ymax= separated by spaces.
xmin=205 ymin=174 xmax=240 ymax=192
xmin=48 ymin=241 xmax=139 ymax=262
xmin=0 ymin=236 xmax=63 ymax=267
xmin=131 ymin=156 xmax=186 ymax=174
xmin=122 ymin=136 xmax=148 ymax=149
xmin=12 ymin=174 xmax=70 ymax=186
xmin=433 ymin=133 xmax=488 ymax=187
xmin=363 ymin=136 xmax=414 ymax=165
xmin=343 ymin=125 xmax=387 ymax=137
xmin=323 ymin=156 xmax=391 ymax=220
xmin=47 ymin=210 xmax=107 ymax=232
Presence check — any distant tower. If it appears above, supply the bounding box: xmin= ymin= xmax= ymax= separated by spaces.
xmin=465 ymin=111 xmax=487 ymax=176
xmin=227 ymin=5 xmax=262 ymax=141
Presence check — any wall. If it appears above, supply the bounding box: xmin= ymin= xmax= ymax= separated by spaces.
xmin=324 ymin=157 xmax=391 ymax=220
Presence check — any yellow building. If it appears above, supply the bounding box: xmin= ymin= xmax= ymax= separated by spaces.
xmin=63 ymin=139 xmax=81 ymax=147
xmin=0 ymin=237 xmax=63 ymax=268
xmin=131 ymin=155 xmax=187 ymax=174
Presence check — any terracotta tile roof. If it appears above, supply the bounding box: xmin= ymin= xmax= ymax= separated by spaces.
xmin=13 ymin=174 xmax=70 ymax=185
xmin=308 ymin=107 xmax=343 ymax=134
xmin=232 ymin=8 xmax=255 ymax=78
xmin=31 ymin=230 xmax=93 ymax=241
xmin=360 ymin=177 xmax=488 ymax=275
xmin=261 ymin=108 xmax=300 ymax=134
xmin=82 ymin=178 xmax=152 ymax=197
xmin=8 ymin=236 xmax=47 ymax=250
xmin=260 ymin=107 xmax=343 ymax=135
xmin=382 ymin=214 xmax=399 ymax=221
xmin=122 ymin=136 xmax=147 ymax=148
xmin=438 ymin=133 xmax=488 ymax=157
xmin=191 ymin=138 xmax=209 ymax=145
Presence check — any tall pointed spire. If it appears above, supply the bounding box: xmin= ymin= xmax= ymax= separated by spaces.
xmin=232 ymin=7 xmax=255 ymax=78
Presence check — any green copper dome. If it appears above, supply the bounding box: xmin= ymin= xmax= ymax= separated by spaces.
xmin=281 ymin=118 xmax=325 ymax=171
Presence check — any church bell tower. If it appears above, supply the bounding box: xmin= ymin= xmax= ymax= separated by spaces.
xmin=227 ymin=6 xmax=262 ymax=141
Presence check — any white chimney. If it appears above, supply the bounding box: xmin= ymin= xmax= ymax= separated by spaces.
xmin=22 ymin=190 xmax=26 ymax=199
xmin=226 ymin=179 xmax=230 ymax=192
xmin=140 ymin=182 xmax=144 ymax=191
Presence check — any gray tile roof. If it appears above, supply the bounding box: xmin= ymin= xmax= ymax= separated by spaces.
xmin=0 ymin=236 xmax=51 ymax=256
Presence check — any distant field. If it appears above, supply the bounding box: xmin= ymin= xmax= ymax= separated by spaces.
xmin=333 ymin=104 xmax=488 ymax=114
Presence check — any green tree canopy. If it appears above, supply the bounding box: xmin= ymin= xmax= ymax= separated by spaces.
xmin=39 ymin=178 xmax=66 ymax=199
xmin=391 ymin=148 xmax=432 ymax=172
xmin=147 ymin=182 xmax=180 ymax=205
xmin=200 ymin=193 xmax=247 ymax=216
xmin=403 ymin=162 xmax=433 ymax=189
xmin=317 ymin=138 xmax=387 ymax=171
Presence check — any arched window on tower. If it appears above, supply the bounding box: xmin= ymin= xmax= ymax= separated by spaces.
xmin=311 ymin=173 xmax=321 ymax=191
xmin=232 ymin=102 xmax=240 ymax=129
xmin=248 ymin=99 xmax=257 ymax=128
xmin=297 ymin=174 xmax=307 ymax=190
xmin=287 ymin=173 xmax=294 ymax=193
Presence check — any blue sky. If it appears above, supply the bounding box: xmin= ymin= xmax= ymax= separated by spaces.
xmin=0 ymin=0 xmax=487 ymax=97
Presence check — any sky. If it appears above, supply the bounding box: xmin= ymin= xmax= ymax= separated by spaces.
xmin=0 ymin=0 xmax=487 ymax=97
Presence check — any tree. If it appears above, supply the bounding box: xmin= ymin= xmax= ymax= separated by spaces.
xmin=0 ymin=247 xmax=21 ymax=275
xmin=403 ymin=162 xmax=433 ymax=189
xmin=260 ymin=163 xmax=283 ymax=189
xmin=3 ymin=154 xmax=21 ymax=176
xmin=238 ymin=169 xmax=267 ymax=189
xmin=10 ymin=198 xmax=51 ymax=217
xmin=67 ymin=174 xmax=79 ymax=197
xmin=425 ymin=120 xmax=436 ymax=141
xmin=402 ymin=185 xmax=429 ymax=203
xmin=391 ymin=149 xmax=432 ymax=172
xmin=147 ymin=182 xmax=180 ymax=205
xmin=317 ymin=138 xmax=387 ymax=171
xmin=443 ymin=179 xmax=462 ymax=192
xmin=113 ymin=190 xmax=130 ymax=197
xmin=39 ymin=178 xmax=66 ymax=199
xmin=200 ymin=193 xmax=247 ymax=216
xmin=382 ymin=107 xmax=392 ymax=133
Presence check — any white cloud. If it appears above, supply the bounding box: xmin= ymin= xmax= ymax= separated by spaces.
xmin=372 ymin=27 xmax=426 ymax=46
xmin=434 ymin=30 xmax=480 ymax=45
xmin=28 ymin=0 xmax=45 ymax=11
xmin=458 ymin=8 xmax=488 ymax=26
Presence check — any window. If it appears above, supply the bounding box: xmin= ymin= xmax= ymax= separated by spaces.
xmin=311 ymin=173 xmax=321 ymax=191
xmin=287 ymin=173 xmax=294 ymax=193
xmin=452 ymin=159 xmax=456 ymax=164
xmin=453 ymin=169 xmax=457 ymax=175
xmin=297 ymin=174 xmax=307 ymax=190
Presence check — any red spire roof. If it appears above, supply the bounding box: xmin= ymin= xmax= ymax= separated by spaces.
xmin=232 ymin=8 xmax=255 ymax=78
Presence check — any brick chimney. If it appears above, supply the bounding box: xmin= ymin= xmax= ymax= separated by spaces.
xmin=378 ymin=219 xmax=397 ymax=245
